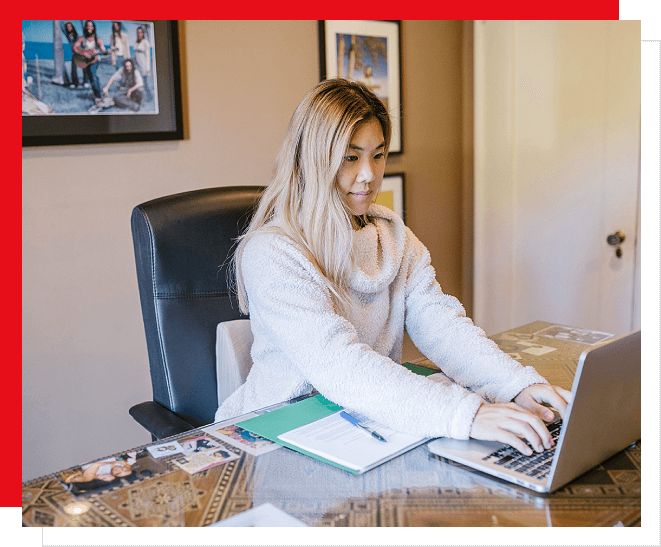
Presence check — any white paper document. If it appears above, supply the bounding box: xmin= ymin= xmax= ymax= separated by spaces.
xmin=278 ymin=410 xmax=427 ymax=473
xmin=209 ymin=503 xmax=307 ymax=527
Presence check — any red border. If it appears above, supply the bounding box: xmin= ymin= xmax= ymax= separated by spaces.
xmin=13 ymin=2 xmax=620 ymax=510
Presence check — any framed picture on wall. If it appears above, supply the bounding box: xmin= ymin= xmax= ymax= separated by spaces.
xmin=22 ymin=20 xmax=183 ymax=146
xmin=376 ymin=173 xmax=406 ymax=223
xmin=319 ymin=20 xmax=402 ymax=154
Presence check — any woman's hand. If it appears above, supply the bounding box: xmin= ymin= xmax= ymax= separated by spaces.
xmin=513 ymin=383 xmax=572 ymax=422
xmin=469 ymin=384 xmax=572 ymax=456
xmin=470 ymin=402 xmax=554 ymax=456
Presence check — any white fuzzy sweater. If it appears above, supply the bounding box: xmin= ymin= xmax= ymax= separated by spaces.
xmin=215 ymin=205 xmax=546 ymax=439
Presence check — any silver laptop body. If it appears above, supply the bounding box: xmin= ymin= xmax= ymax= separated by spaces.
xmin=427 ymin=330 xmax=641 ymax=493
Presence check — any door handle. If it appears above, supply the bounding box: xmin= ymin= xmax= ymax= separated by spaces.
xmin=607 ymin=231 xmax=625 ymax=258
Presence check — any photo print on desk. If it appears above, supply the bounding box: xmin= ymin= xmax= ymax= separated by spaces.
xmin=500 ymin=340 xmax=557 ymax=360
xmin=171 ymin=435 xmax=239 ymax=474
xmin=147 ymin=441 xmax=185 ymax=458
xmin=56 ymin=449 xmax=169 ymax=498
xmin=536 ymin=325 xmax=613 ymax=345
xmin=203 ymin=416 xmax=281 ymax=457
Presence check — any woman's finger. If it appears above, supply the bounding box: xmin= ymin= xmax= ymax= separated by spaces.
xmin=500 ymin=411 xmax=552 ymax=451
xmin=495 ymin=429 xmax=534 ymax=456
xmin=516 ymin=385 xmax=572 ymax=420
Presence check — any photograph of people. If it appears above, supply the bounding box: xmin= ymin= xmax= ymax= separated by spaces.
xmin=215 ymin=79 xmax=572 ymax=457
xmin=22 ymin=20 xmax=157 ymax=116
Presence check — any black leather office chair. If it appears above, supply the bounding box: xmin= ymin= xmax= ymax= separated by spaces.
xmin=129 ymin=186 xmax=265 ymax=439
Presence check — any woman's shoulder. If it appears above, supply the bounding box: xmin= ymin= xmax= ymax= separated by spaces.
xmin=241 ymin=228 xmax=324 ymax=284
xmin=244 ymin=225 xmax=289 ymax=248
xmin=243 ymin=227 xmax=309 ymax=264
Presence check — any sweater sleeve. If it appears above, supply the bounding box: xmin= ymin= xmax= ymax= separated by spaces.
xmin=242 ymin=232 xmax=485 ymax=439
xmin=402 ymin=228 xmax=548 ymax=404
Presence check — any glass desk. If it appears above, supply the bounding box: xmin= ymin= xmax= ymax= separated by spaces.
xmin=22 ymin=322 xmax=641 ymax=527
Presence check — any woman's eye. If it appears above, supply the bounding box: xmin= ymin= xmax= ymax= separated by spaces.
xmin=374 ymin=153 xmax=384 ymax=160
xmin=344 ymin=155 xmax=358 ymax=162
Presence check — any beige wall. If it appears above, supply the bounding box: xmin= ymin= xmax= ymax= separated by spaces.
xmin=22 ymin=20 xmax=470 ymax=480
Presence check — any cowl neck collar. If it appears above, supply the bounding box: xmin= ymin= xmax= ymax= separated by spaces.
xmin=348 ymin=205 xmax=406 ymax=294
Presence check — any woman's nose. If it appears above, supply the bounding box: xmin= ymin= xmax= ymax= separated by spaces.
xmin=356 ymin=159 xmax=375 ymax=183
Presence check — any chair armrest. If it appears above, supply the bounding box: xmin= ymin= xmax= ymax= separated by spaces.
xmin=129 ymin=401 xmax=196 ymax=439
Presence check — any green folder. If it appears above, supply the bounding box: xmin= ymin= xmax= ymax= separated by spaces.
xmin=401 ymin=361 xmax=437 ymax=376
xmin=237 ymin=362 xmax=437 ymax=474
xmin=238 ymin=394 xmax=351 ymax=471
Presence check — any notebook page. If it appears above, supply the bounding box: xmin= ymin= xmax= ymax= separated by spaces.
xmin=278 ymin=411 xmax=425 ymax=472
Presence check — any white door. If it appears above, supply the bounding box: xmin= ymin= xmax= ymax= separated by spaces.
xmin=473 ymin=20 xmax=641 ymax=336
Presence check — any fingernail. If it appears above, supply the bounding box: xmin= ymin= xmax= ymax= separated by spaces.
xmin=545 ymin=410 xmax=554 ymax=420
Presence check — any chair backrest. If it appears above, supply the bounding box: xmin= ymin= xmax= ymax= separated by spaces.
xmin=131 ymin=186 xmax=264 ymax=427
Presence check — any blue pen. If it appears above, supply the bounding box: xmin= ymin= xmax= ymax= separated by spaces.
xmin=339 ymin=411 xmax=388 ymax=443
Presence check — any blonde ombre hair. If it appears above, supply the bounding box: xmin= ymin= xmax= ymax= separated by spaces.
xmin=234 ymin=78 xmax=392 ymax=316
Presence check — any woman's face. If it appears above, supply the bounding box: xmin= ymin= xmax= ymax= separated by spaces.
xmin=86 ymin=21 xmax=95 ymax=34
xmin=124 ymin=60 xmax=133 ymax=72
xmin=336 ymin=117 xmax=386 ymax=216
xmin=137 ymin=28 xmax=144 ymax=39
xmin=111 ymin=462 xmax=132 ymax=477
xmin=65 ymin=23 xmax=74 ymax=33
xmin=113 ymin=22 xmax=120 ymax=32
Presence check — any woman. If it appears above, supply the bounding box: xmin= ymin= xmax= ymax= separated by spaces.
xmin=102 ymin=58 xmax=144 ymax=111
xmin=60 ymin=21 xmax=83 ymax=88
xmin=133 ymin=26 xmax=152 ymax=102
xmin=72 ymin=20 xmax=106 ymax=101
xmin=133 ymin=26 xmax=151 ymax=78
xmin=110 ymin=21 xmax=130 ymax=71
xmin=215 ymin=79 xmax=571 ymax=456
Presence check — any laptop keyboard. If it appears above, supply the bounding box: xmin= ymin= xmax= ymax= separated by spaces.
xmin=481 ymin=420 xmax=563 ymax=480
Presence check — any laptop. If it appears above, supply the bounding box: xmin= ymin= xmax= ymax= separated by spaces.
xmin=427 ymin=330 xmax=641 ymax=493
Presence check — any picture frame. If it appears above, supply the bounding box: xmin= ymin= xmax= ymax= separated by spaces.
xmin=318 ymin=20 xmax=402 ymax=154
xmin=22 ymin=20 xmax=183 ymax=147
xmin=376 ymin=173 xmax=406 ymax=223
